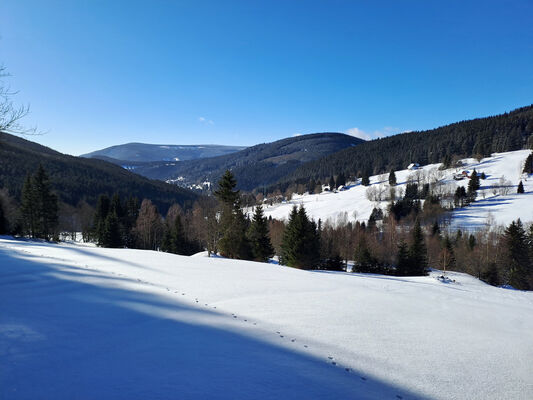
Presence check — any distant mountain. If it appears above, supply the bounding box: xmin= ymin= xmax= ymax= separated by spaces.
xmin=82 ymin=143 xmax=247 ymax=162
xmin=0 ymin=132 xmax=198 ymax=213
xmin=278 ymin=105 xmax=533 ymax=189
xmin=131 ymin=133 xmax=365 ymax=190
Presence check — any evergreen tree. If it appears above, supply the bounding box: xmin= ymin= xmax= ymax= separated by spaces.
xmin=32 ymin=165 xmax=59 ymax=240
xmin=94 ymin=194 xmax=110 ymax=245
xmin=396 ymin=241 xmax=410 ymax=276
xmin=523 ymin=152 xmax=533 ymax=174
xmin=361 ymin=174 xmax=370 ymax=186
xmin=467 ymin=169 xmax=480 ymax=203
xmin=517 ymin=181 xmax=524 ymax=194
xmin=281 ymin=205 xmax=320 ymax=269
xmin=407 ymin=220 xmax=428 ymax=276
xmin=215 ymin=170 xmax=251 ymax=259
xmin=20 ymin=166 xmax=58 ymax=240
xmin=388 ymin=169 xmax=397 ymax=186
xmin=353 ymin=235 xmax=377 ymax=273
xmin=20 ymin=174 xmax=36 ymax=238
xmin=0 ymin=198 xmax=7 ymax=234
xmin=336 ymin=172 xmax=346 ymax=188
xmin=454 ymin=186 xmax=467 ymax=207
xmin=503 ymin=219 xmax=531 ymax=290
xmin=101 ymin=211 xmax=122 ymax=248
xmin=329 ymin=176 xmax=336 ymax=190
xmin=248 ymin=205 xmax=274 ymax=262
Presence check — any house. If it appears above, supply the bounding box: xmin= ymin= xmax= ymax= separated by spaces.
xmin=407 ymin=163 xmax=420 ymax=170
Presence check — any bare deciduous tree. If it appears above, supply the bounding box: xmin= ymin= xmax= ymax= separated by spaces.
xmin=0 ymin=65 xmax=36 ymax=135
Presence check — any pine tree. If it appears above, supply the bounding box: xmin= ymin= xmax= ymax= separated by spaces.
xmin=32 ymin=165 xmax=58 ymax=240
xmin=454 ymin=186 xmax=467 ymax=207
xmin=20 ymin=166 xmax=58 ymax=240
xmin=214 ymin=170 xmax=251 ymax=259
xmin=94 ymin=194 xmax=110 ymax=245
xmin=248 ymin=205 xmax=274 ymax=262
xmin=281 ymin=205 xmax=320 ymax=269
xmin=0 ymin=198 xmax=7 ymax=234
xmin=523 ymin=152 xmax=533 ymax=174
xmin=408 ymin=220 xmax=428 ymax=276
xmin=353 ymin=235 xmax=376 ymax=273
xmin=503 ymin=219 xmax=531 ymax=290
xmin=388 ymin=169 xmax=397 ymax=186
xmin=336 ymin=172 xmax=346 ymax=188
xmin=517 ymin=181 xmax=524 ymax=194
xmin=329 ymin=176 xmax=336 ymax=190
xmin=361 ymin=174 xmax=370 ymax=186
xmin=467 ymin=169 xmax=480 ymax=203
xmin=396 ymin=241 xmax=410 ymax=276
xmin=101 ymin=211 xmax=122 ymax=248
xmin=20 ymin=174 xmax=36 ymax=238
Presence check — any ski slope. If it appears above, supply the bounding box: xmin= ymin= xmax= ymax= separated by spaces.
xmin=1 ymin=237 xmax=533 ymax=399
xmin=259 ymin=150 xmax=533 ymax=229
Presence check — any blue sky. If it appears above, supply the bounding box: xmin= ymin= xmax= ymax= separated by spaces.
xmin=1 ymin=0 xmax=532 ymax=155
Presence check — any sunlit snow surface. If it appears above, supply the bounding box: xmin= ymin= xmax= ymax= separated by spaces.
xmin=1 ymin=237 xmax=533 ymax=399
xmin=259 ymin=150 xmax=532 ymax=229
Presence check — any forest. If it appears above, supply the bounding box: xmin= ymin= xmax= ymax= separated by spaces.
xmin=2 ymin=166 xmax=532 ymax=291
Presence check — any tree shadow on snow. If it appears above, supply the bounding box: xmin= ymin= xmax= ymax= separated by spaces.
xmin=0 ymin=244 xmax=431 ymax=400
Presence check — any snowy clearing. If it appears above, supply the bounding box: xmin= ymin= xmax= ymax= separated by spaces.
xmin=1 ymin=237 xmax=533 ymax=399
xmin=258 ymin=150 xmax=533 ymax=229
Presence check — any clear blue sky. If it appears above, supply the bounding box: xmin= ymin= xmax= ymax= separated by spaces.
xmin=1 ymin=0 xmax=532 ymax=155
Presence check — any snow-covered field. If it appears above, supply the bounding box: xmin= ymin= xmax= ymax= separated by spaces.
xmin=2 ymin=237 xmax=533 ymax=399
xmin=260 ymin=150 xmax=533 ymax=229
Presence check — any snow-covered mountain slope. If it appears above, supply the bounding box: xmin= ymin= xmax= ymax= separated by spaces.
xmin=2 ymin=237 xmax=532 ymax=399
xmin=259 ymin=150 xmax=532 ymax=229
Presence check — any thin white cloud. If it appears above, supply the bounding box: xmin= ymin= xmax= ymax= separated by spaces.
xmin=346 ymin=126 xmax=406 ymax=140
xmin=293 ymin=133 xmax=303 ymax=137
xmin=345 ymin=127 xmax=372 ymax=140
xmin=198 ymin=116 xmax=214 ymax=125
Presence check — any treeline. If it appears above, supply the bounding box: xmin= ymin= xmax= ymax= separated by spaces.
xmin=1 ymin=167 xmax=532 ymax=291
xmin=270 ymin=105 xmax=533 ymax=192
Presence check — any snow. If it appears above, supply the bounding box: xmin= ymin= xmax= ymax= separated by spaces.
xmin=2 ymin=237 xmax=533 ymax=399
xmin=258 ymin=150 xmax=533 ymax=229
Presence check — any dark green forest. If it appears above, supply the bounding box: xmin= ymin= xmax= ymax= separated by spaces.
xmin=278 ymin=105 xmax=533 ymax=188
xmin=0 ymin=132 xmax=198 ymax=213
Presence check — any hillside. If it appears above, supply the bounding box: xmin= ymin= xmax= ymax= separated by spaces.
xmin=0 ymin=132 xmax=198 ymax=212
xmin=257 ymin=149 xmax=533 ymax=228
xmin=82 ymin=142 xmax=246 ymax=162
xmin=132 ymin=133 xmax=365 ymax=190
xmin=2 ymin=237 xmax=532 ymax=399
xmin=282 ymin=105 xmax=533 ymax=186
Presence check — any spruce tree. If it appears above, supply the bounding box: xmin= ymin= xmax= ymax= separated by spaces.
xmin=20 ymin=174 xmax=36 ymax=238
xmin=214 ymin=170 xmax=251 ymax=259
xmin=517 ymin=181 xmax=524 ymax=194
xmin=361 ymin=174 xmax=370 ymax=186
xmin=248 ymin=205 xmax=274 ymax=262
xmin=32 ymin=164 xmax=58 ymax=240
xmin=94 ymin=194 xmax=110 ymax=245
xmin=281 ymin=205 xmax=320 ymax=269
xmin=396 ymin=241 xmax=410 ymax=276
xmin=336 ymin=172 xmax=346 ymax=188
xmin=408 ymin=220 xmax=428 ymax=276
xmin=467 ymin=169 xmax=480 ymax=203
xmin=388 ymin=169 xmax=397 ymax=186
xmin=503 ymin=219 xmax=531 ymax=290
xmin=329 ymin=176 xmax=336 ymax=190
xmin=101 ymin=211 xmax=122 ymax=248
xmin=353 ymin=235 xmax=376 ymax=273
xmin=523 ymin=152 xmax=533 ymax=174
xmin=0 ymin=198 xmax=7 ymax=234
